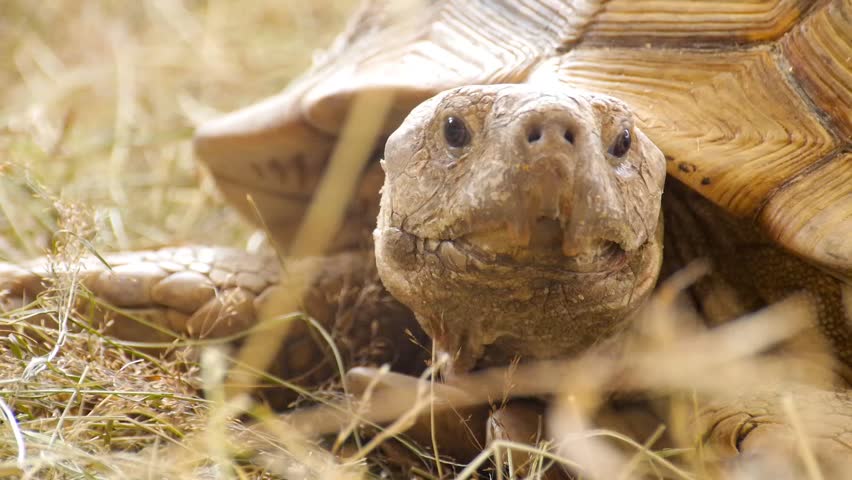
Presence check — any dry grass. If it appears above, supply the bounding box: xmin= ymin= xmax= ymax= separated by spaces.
xmin=0 ymin=1 xmax=846 ymax=479
xmin=0 ymin=1 xmax=360 ymax=477
xmin=0 ymin=1 xmax=358 ymax=257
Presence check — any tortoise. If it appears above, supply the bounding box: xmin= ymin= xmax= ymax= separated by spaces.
xmin=2 ymin=0 xmax=851 ymax=475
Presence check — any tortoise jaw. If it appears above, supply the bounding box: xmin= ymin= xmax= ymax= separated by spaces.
xmin=379 ymin=223 xmax=628 ymax=275
xmin=373 ymin=219 xmax=663 ymax=372
xmin=456 ymin=218 xmax=628 ymax=273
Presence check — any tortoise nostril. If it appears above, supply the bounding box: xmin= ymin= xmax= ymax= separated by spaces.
xmin=563 ymin=129 xmax=574 ymax=144
xmin=527 ymin=127 xmax=542 ymax=143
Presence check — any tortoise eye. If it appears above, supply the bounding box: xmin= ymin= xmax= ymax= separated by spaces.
xmin=609 ymin=129 xmax=632 ymax=158
xmin=443 ymin=116 xmax=470 ymax=148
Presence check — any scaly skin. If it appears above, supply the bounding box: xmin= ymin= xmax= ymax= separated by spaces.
xmin=0 ymin=247 xmax=427 ymax=406
xmin=662 ymin=179 xmax=852 ymax=473
xmin=1 ymin=247 xmax=279 ymax=341
xmin=697 ymin=386 xmax=852 ymax=478
xmin=375 ymin=84 xmax=666 ymax=373
xmin=374 ymin=84 xmax=852 ymax=472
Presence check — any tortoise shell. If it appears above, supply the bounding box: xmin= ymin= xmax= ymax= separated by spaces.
xmin=194 ymin=0 xmax=850 ymax=277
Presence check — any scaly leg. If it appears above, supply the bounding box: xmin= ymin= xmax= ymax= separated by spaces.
xmin=0 ymin=247 xmax=427 ymax=404
xmin=664 ymin=179 xmax=852 ymax=476
xmin=696 ymin=386 xmax=852 ymax=478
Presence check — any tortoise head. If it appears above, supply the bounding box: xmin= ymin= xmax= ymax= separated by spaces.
xmin=374 ymin=84 xmax=666 ymax=373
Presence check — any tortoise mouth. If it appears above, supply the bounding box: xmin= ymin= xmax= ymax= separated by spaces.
xmin=398 ymin=218 xmax=628 ymax=274
xmin=455 ymin=218 xmax=627 ymax=273
xmin=455 ymin=236 xmax=626 ymax=272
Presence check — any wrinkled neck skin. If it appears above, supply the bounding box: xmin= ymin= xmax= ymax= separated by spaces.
xmin=374 ymin=84 xmax=667 ymax=374
xmin=377 ymin=220 xmax=663 ymax=373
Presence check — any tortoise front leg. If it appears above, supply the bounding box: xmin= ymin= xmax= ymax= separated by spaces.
xmin=696 ymin=386 xmax=852 ymax=479
xmin=0 ymin=247 xmax=427 ymax=403
xmin=487 ymin=399 xmax=571 ymax=479
xmin=343 ymin=367 xmax=490 ymax=461
xmin=1 ymin=246 xmax=280 ymax=341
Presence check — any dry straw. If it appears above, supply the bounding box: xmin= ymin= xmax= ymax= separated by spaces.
xmin=0 ymin=1 xmax=846 ymax=479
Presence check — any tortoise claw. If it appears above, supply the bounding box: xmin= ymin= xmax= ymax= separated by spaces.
xmin=696 ymin=386 xmax=852 ymax=479
xmin=344 ymin=366 xmax=489 ymax=461
xmin=487 ymin=399 xmax=570 ymax=480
